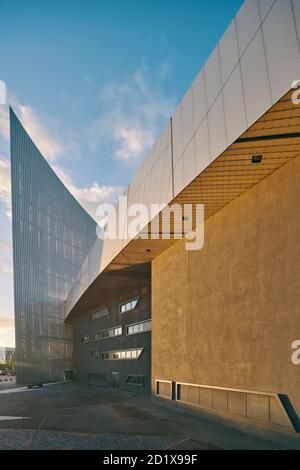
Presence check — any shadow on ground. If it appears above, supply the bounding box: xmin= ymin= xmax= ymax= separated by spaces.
xmin=0 ymin=383 xmax=291 ymax=450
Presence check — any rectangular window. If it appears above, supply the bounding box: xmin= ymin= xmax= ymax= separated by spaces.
xmin=119 ymin=297 xmax=139 ymax=314
xmin=82 ymin=325 xmax=122 ymax=344
xmin=91 ymin=348 xmax=143 ymax=361
xmin=91 ymin=307 xmax=109 ymax=321
xmin=126 ymin=375 xmax=144 ymax=386
xmin=126 ymin=319 xmax=151 ymax=336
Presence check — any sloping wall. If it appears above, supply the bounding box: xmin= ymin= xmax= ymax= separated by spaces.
xmin=10 ymin=110 xmax=97 ymax=384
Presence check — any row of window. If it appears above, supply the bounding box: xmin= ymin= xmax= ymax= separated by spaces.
xmin=91 ymin=348 xmax=143 ymax=361
xmin=127 ymin=319 xmax=151 ymax=336
xmin=82 ymin=326 xmax=122 ymax=344
xmin=82 ymin=319 xmax=151 ymax=344
xmin=91 ymin=297 xmax=140 ymax=320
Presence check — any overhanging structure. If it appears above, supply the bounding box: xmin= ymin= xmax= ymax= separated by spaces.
xmin=11 ymin=0 xmax=300 ymax=434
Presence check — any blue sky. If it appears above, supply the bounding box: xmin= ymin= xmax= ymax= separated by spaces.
xmin=0 ymin=0 xmax=243 ymax=345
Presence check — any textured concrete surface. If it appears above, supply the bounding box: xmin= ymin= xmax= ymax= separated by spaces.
xmin=0 ymin=382 xmax=287 ymax=450
xmin=152 ymin=156 xmax=300 ymax=418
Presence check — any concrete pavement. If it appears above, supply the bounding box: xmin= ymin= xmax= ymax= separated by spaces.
xmin=0 ymin=382 xmax=294 ymax=450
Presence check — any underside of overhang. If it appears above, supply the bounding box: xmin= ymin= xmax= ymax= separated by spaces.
xmin=66 ymin=89 xmax=300 ymax=322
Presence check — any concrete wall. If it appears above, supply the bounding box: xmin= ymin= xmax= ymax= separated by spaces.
xmin=152 ymin=156 xmax=300 ymax=419
xmin=72 ymin=282 xmax=151 ymax=393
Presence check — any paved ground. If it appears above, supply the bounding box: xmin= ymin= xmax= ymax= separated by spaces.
xmin=0 ymin=382 xmax=293 ymax=450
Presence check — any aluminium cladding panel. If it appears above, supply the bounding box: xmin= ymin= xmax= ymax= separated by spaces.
xmin=10 ymin=109 xmax=97 ymax=385
xmin=172 ymin=0 xmax=300 ymax=195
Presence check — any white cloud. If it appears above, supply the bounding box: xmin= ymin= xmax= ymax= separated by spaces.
xmin=0 ymin=102 xmax=123 ymax=222
xmin=88 ymin=63 xmax=176 ymax=163
xmin=0 ymin=322 xmax=15 ymax=348
xmin=0 ymin=240 xmax=11 ymax=252
xmin=115 ymin=127 xmax=153 ymax=161
xmin=18 ymin=105 xmax=65 ymax=162
xmin=0 ymin=63 xmax=175 ymax=220
xmin=0 ymin=106 xmax=9 ymax=141
xmin=0 ymin=155 xmax=11 ymax=220
xmin=0 ymin=93 xmax=78 ymax=163
xmin=0 ymin=158 xmax=13 ymax=279
xmin=0 ymin=266 xmax=12 ymax=274
xmin=53 ymin=164 xmax=123 ymax=219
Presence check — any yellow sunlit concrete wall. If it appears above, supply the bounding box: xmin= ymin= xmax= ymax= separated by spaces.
xmin=152 ymin=156 xmax=300 ymax=418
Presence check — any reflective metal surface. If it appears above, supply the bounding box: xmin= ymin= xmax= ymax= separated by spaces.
xmin=10 ymin=109 xmax=97 ymax=384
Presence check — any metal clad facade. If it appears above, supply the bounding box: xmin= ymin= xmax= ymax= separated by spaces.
xmin=10 ymin=109 xmax=97 ymax=384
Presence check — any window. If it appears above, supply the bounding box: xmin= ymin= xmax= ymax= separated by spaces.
xmin=91 ymin=307 xmax=109 ymax=321
xmin=91 ymin=348 xmax=143 ymax=361
xmin=119 ymin=297 xmax=139 ymax=314
xmin=126 ymin=319 xmax=151 ymax=336
xmin=126 ymin=375 xmax=144 ymax=386
xmin=82 ymin=326 xmax=122 ymax=344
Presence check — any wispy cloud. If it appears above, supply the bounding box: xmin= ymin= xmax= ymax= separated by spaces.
xmin=0 ymin=240 xmax=11 ymax=252
xmin=0 ymin=95 xmax=78 ymax=163
xmin=0 ymin=106 xmax=9 ymax=141
xmin=0 ymin=317 xmax=15 ymax=348
xmin=0 ymin=317 xmax=14 ymax=329
xmin=88 ymin=63 xmax=176 ymax=163
xmin=0 ymin=155 xmax=11 ymax=220
xmin=53 ymin=164 xmax=123 ymax=219
xmin=0 ymin=95 xmax=124 ymax=221
xmin=17 ymin=105 xmax=66 ymax=162
xmin=0 ymin=265 xmax=12 ymax=275
xmin=115 ymin=127 xmax=153 ymax=161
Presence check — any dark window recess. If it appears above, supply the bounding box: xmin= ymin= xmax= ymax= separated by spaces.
xmin=91 ymin=307 xmax=109 ymax=321
xmin=87 ymin=373 xmax=106 ymax=382
xmin=252 ymin=155 xmax=263 ymax=164
xmin=126 ymin=375 xmax=144 ymax=386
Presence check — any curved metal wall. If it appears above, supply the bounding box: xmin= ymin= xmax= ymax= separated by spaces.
xmin=10 ymin=109 xmax=97 ymax=384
